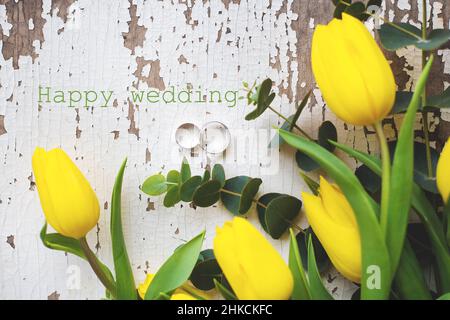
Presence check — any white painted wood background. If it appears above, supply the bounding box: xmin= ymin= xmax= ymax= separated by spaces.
xmin=0 ymin=0 xmax=448 ymax=300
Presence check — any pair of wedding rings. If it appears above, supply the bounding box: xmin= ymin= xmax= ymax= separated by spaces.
xmin=175 ymin=121 xmax=231 ymax=154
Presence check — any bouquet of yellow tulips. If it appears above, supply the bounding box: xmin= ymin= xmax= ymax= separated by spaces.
xmin=33 ymin=1 xmax=450 ymax=300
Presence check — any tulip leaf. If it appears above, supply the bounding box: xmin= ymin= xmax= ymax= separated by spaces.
xmin=393 ymin=240 xmax=432 ymax=300
xmin=437 ymin=293 xmax=450 ymax=300
xmin=190 ymin=253 xmax=223 ymax=291
xmin=111 ymin=158 xmax=137 ymax=300
xmin=220 ymin=176 xmax=251 ymax=215
xmin=193 ymin=180 xmax=221 ymax=207
xmin=289 ymin=229 xmax=311 ymax=300
xmin=413 ymin=142 xmax=439 ymax=194
xmin=239 ymin=178 xmax=262 ymax=214
xmin=145 ymin=230 xmax=205 ymax=300
xmin=180 ymin=176 xmax=203 ymax=202
xmin=264 ymin=195 xmax=302 ymax=239
xmin=330 ymin=139 xmax=450 ymax=293
xmin=279 ymin=129 xmax=391 ymax=299
xmin=141 ymin=174 xmax=167 ymax=196
xmin=164 ymin=185 xmax=181 ymax=207
xmin=307 ymin=235 xmax=333 ymax=300
xmin=40 ymin=224 xmax=116 ymax=296
xmin=256 ymin=193 xmax=282 ymax=232
xmin=269 ymin=115 xmax=295 ymax=148
xmin=180 ymin=158 xmax=191 ymax=183
xmin=214 ymin=279 xmax=237 ymax=300
xmin=299 ymin=172 xmax=320 ymax=195
xmin=385 ymin=56 xmax=434 ymax=274
xmin=297 ymin=228 xmax=330 ymax=274
xmin=379 ymin=23 xmax=450 ymax=51
xmin=212 ymin=164 xmax=226 ymax=187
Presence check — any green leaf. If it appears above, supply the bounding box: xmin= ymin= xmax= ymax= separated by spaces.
xmin=392 ymin=89 xmax=450 ymax=114
xmin=331 ymin=139 xmax=450 ymax=294
xmin=202 ymin=169 xmax=211 ymax=183
xmin=164 ymin=185 xmax=181 ymax=207
xmin=393 ymin=240 xmax=432 ymax=300
xmin=297 ymin=228 xmax=330 ymax=274
xmin=299 ymin=172 xmax=320 ymax=195
xmin=141 ymin=174 xmax=167 ymax=196
xmin=111 ymin=159 xmax=137 ymax=300
xmin=190 ymin=256 xmax=223 ymax=291
xmin=307 ymin=235 xmax=333 ymax=300
xmin=256 ymin=193 xmax=281 ymax=232
xmin=245 ymin=79 xmax=275 ymax=120
xmin=427 ymin=87 xmax=450 ymax=109
xmin=40 ymin=224 xmax=116 ymax=295
xmin=221 ymin=176 xmax=251 ymax=215
xmin=265 ymin=195 xmax=302 ymax=239
xmin=379 ymin=23 xmax=450 ymax=51
xmin=214 ymin=279 xmax=237 ymax=300
xmin=212 ymin=164 xmax=226 ymax=187
xmin=279 ymin=130 xmax=391 ymax=299
xmin=391 ymin=91 xmax=414 ymax=114
xmin=289 ymin=229 xmax=311 ymax=300
xmin=167 ymin=170 xmax=180 ymax=184
xmin=318 ymin=121 xmax=337 ymax=151
xmin=145 ymin=231 xmax=205 ymax=300
xmin=437 ymin=293 xmax=450 ymax=300
xmin=344 ymin=2 xmax=366 ymax=20
xmin=180 ymin=158 xmax=191 ymax=183
xmin=413 ymin=142 xmax=438 ymax=194
xmin=193 ymin=180 xmax=221 ymax=207
xmin=239 ymin=178 xmax=262 ymax=214
xmin=289 ymin=90 xmax=312 ymax=132
xmin=180 ymin=176 xmax=202 ymax=202
xmin=384 ymin=56 xmax=434 ymax=274
xmin=296 ymin=150 xmax=320 ymax=172
xmin=355 ymin=165 xmax=381 ymax=194
xmin=334 ymin=0 xmax=352 ymax=19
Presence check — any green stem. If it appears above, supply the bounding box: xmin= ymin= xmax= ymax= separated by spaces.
xmin=79 ymin=237 xmax=117 ymax=298
xmin=374 ymin=122 xmax=391 ymax=233
xmin=268 ymin=106 xmax=314 ymax=141
xmin=421 ymin=0 xmax=433 ymax=177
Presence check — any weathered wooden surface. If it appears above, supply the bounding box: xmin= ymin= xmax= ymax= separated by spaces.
xmin=0 ymin=0 xmax=448 ymax=299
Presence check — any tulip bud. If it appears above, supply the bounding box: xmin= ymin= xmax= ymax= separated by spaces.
xmin=437 ymin=138 xmax=450 ymax=203
xmin=311 ymin=14 xmax=396 ymax=126
xmin=213 ymin=217 xmax=293 ymax=300
xmin=302 ymin=177 xmax=361 ymax=283
xmin=137 ymin=273 xmax=204 ymax=300
xmin=32 ymin=148 xmax=100 ymax=239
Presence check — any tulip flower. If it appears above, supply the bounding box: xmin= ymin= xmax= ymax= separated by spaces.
xmin=302 ymin=177 xmax=361 ymax=283
xmin=32 ymin=147 xmax=100 ymax=239
xmin=213 ymin=217 xmax=293 ymax=300
xmin=138 ymin=273 xmax=205 ymax=300
xmin=311 ymin=13 xmax=396 ymax=126
xmin=437 ymin=137 xmax=450 ymax=203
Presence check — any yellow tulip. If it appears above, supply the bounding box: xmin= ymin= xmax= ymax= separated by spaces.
xmin=32 ymin=148 xmax=100 ymax=239
xmin=302 ymin=177 xmax=361 ymax=283
xmin=311 ymin=13 xmax=396 ymax=126
xmin=437 ymin=138 xmax=450 ymax=203
xmin=137 ymin=273 xmax=205 ymax=300
xmin=213 ymin=217 xmax=293 ymax=300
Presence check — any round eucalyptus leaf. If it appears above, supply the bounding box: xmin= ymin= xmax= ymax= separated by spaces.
xmin=193 ymin=180 xmax=221 ymax=207
xmin=142 ymin=174 xmax=167 ymax=196
xmin=344 ymin=2 xmax=366 ymax=20
xmin=212 ymin=164 xmax=226 ymax=187
xmin=334 ymin=0 xmax=352 ymax=19
xmin=296 ymin=227 xmax=330 ymax=274
xmin=180 ymin=176 xmax=203 ymax=202
xmin=426 ymin=87 xmax=450 ymax=109
xmin=180 ymin=159 xmax=191 ymax=183
xmin=318 ymin=121 xmax=338 ymax=151
xmin=221 ymin=176 xmax=251 ymax=215
xmin=199 ymin=249 xmax=215 ymax=262
xmin=413 ymin=142 xmax=439 ymax=194
xmin=190 ymin=258 xmax=223 ymax=291
xmin=245 ymin=79 xmax=275 ymax=120
xmin=202 ymin=169 xmax=211 ymax=183
xmin=256 ymin=193 xmax=281 ymax=233
xmin=164 ymin=185 xmax=181 ymax=207
xmin=167 ymin=170 xmax=180 ymax=184
xmin=265 ymin=195 xmax=302 ymax=239
xmin=296 ymin=150 xmax=320 ymax=172
xmin=355 ymin=164 xmax=381 ymax=194
xmin=239 ymin=178 xmax=262 ymax=214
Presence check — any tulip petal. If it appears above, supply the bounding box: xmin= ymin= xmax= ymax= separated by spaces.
xmin=437 ymin=138 xmax=450 ymax=203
